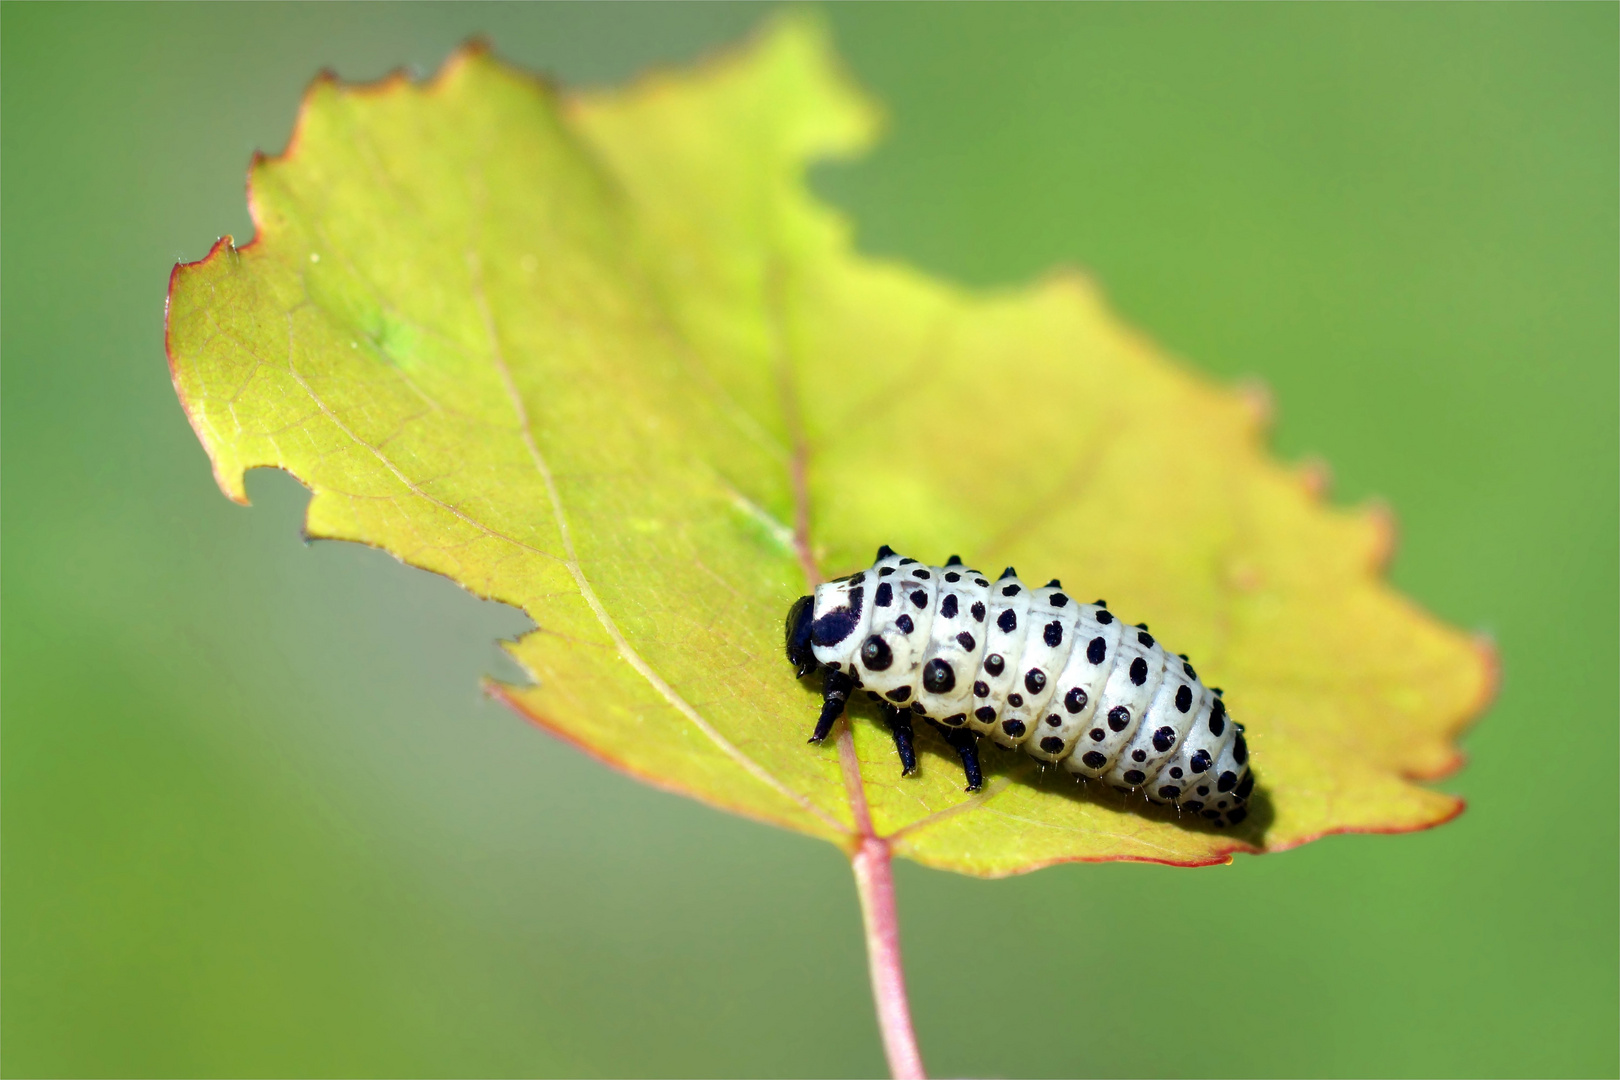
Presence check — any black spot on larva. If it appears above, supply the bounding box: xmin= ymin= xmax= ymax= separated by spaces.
xmin=1234 ymin=772 xmax=1255 ymax=800
xmin=1129 ymin=657 xmax=1148 ymax=685
xmin=973 ymin=681 xmax=989 ymax=697
xmin=1182 ymin=800 xmax=1204 ymax=813
xmin=974 ymin=578 xmax=988 ymax=587
xmin=975 ymin=706 xmax=996 ymax=723
xmin=1051 ymin=592 xmax=1069 ymax=608
xmin=940 ymin=593 xmax=959 ymax=619
xmin=999 ymin=567 xmax=1017 ymax=580
xmin=867 ymin=691 xmax=879 ymax=700
xmin=1202 ymin=809 xmax=1222 ymax=820
xmin=879 ymin=566 xmax=896 ymax=577
xmin=1124 ymin=769 xmax=1146 ymax=785
xmin=1002 ymin=719 xmax=1026 ymax=737
xmin=1107 ymin=706 xmax=1130 ymax=732
xmin=943 ymin=713 xmax=966 ymax=726
xmin=1044 ymin=620 xmax=1063 ymax=647
xmin=1082 ymin=750 xmax=1108 ymax=769
xmin=1064 ymin=687 xmax=1089 ymax=713
xmin=911 ymin=702 xmax=925 ymax=714
xmin=1132 ymin=748 xmax=1147 ymax=762
xmin=923 ymin=658 xmax=956 ymax=695
xmin=810 ymin=585 xmax=863 ymax=646
xmin=970 ymin=602 xmax=986 ymax=622
xmin=1024 ymin=669 xmax=1046 ymax=694
xmin=984 ymin=653 xmax=1005 ymax=676
xmin=1040 ymin=736 xmax=1064 ymax=753
xmin=1233 ymin=730 xmax=1249 ymax=765
xmin=956 ymin=632 xmax=976 ymax=652
xmin=1183 ymin=662 xmax=1198 ymax=679
xmin=1208 ymin=698 xmax=1227 ymax=736
xmin=1227 ymin=806 xmax=1249 ymax=826
xmin=1169 ymin=766 xmax=1184 ymax=779
xmin=1087 ymin=637 xmax=1107 ymax=664
xmin=945 ymin=572 xmax=961 ymax=583
xmin=1001 ymin=584 xmax=1021 ymax=598
xmin=876 ymin=545 xmax=896 ymax=560
xmin=1189 ymin=749 xmax=1213 ymax=774
xmin=886 ymin=686 xmax=911 ymax=702
xmin=909 ymin=590 xmax=927 ymax=608
xmin=1095 ymin=609 xmax=1114 ymax=625
xmin=896 ymin=614 xmax=915 ymax=634
xmin=860 ymin=636 xmax=892 ymax=671
xmin=997 ymin=609 xmax=1018 ymax=633
xmin=1197 ymin=785 xmax=1210 ymax=797
xmin=874 ymin=582 xmax=894 ymax=607
xmin=1089 ymin=728 xmax=1106 ymax=742
xmin=1159 ymin=785 xmax=1181 ymax=799
xmin=1007 ymin=693 xmax=1024 ymax=707
xmin=912 ymin=569 xmax=930 ymax=580
xmin=1045 ymin=714 xmax=1062 ymax=727
xmin=1137 ymin=630 xmax=1155 ymax=648
xmin=1217 ymin=770 xmax=1238 ymax=793
xmin=899 ymin=558 xmax=917 ymax=565
xmin=1152 ymin=726 xmax=1176 ymax=753
xmin=945 ymin=555 xmax=963 ymax=566
xmin=1175 ymin=685 xmax=1193 ymax=713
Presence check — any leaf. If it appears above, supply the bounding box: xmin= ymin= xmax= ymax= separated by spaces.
xmin=165 ymin=16 xmax=1495 ymax=876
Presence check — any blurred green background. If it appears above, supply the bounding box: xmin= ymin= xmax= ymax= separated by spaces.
xmin=4 ymin=3 xmax=1615 ymax=1076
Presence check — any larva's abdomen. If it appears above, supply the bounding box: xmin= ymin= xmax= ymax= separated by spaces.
xmin=794 ymin=548 xmax=1254 ymax=826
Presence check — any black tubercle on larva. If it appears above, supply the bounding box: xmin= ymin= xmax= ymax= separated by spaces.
xmin=876 ymin=544 xmax=896 ymax=560
xmin=788 ymin=552 xmax=1252 ymax=817
xmin=999 ymin=566 xmax=1018 ymax=580
xmin=923 ymin=658 xmax=956 ymax=695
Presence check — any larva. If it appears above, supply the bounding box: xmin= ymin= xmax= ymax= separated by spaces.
xmin=785 ymin=547 xmax=1254 ymax=826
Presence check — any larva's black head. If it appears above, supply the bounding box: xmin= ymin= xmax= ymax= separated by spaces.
xmin=785 ymin=594 xmax=816 ymax=678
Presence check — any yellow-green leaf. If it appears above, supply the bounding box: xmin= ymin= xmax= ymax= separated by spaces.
xmin=165 ymin=17 xmax=1494 ymax=877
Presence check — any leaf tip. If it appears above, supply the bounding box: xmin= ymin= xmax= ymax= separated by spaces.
xmin=1234 ymin=376 xmax=1275 ymax=436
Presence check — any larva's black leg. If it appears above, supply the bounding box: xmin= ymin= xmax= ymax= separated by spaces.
xmin=926 ymin=720 xmax=983 ymax=792
xmin=883 ymin=705 xmax=918 ymax=776
xmin=808 ymin=668 xmax=853 ymax=743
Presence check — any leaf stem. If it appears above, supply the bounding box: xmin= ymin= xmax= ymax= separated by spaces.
xmin=841 ymin=730 xmax=926 ymax=1079
xmin=851 ymin=837 xmax=925 ymax=1079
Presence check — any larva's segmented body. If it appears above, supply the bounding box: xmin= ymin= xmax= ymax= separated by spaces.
xmin=785 ymin=547 xmax=1254 ymax=827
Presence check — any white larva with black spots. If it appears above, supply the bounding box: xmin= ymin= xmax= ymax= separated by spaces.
xmin=784 ymin=547 xmax=1255 ymax=827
